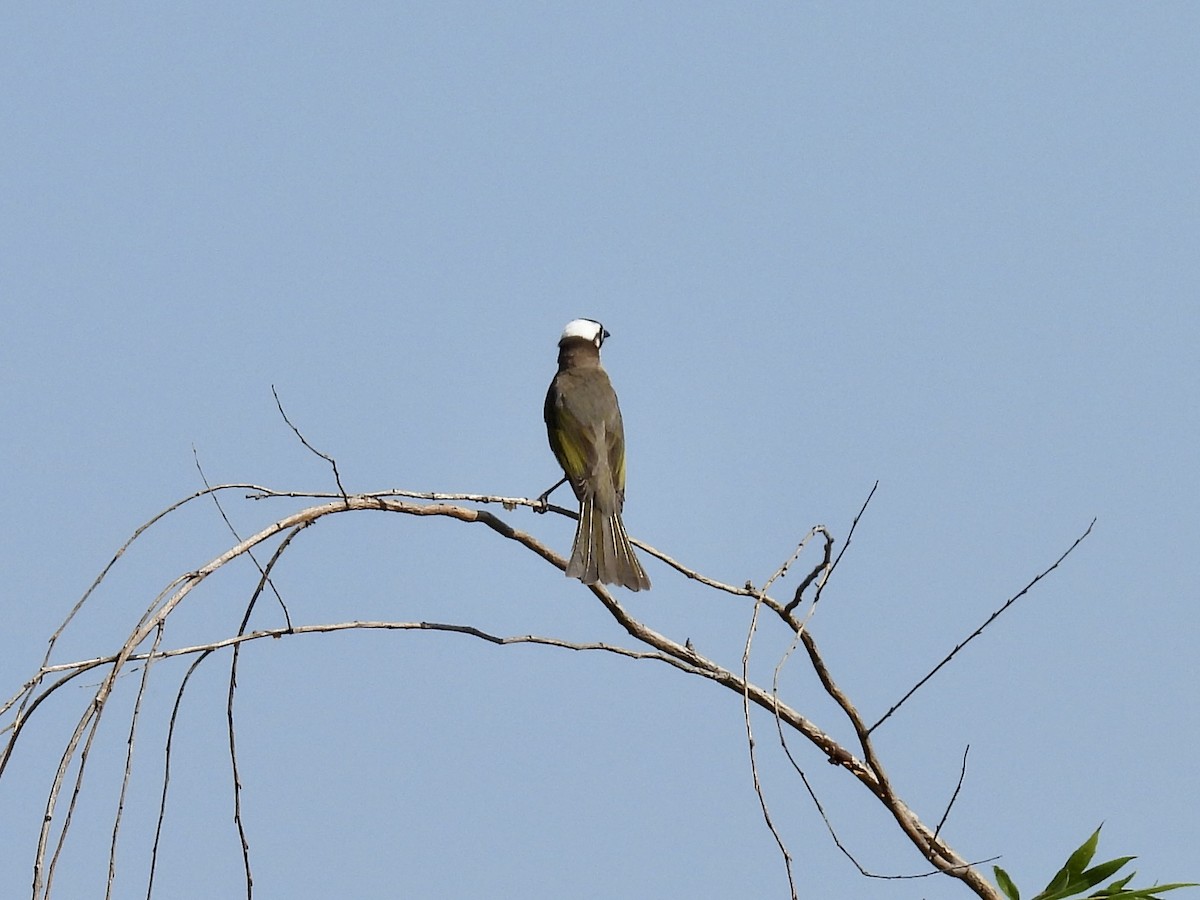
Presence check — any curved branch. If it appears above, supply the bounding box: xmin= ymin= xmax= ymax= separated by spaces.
xmin=5 ymin=490 xmax=1075 ymax=900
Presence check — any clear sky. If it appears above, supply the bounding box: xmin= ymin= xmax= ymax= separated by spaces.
xmin=2 ymin=5 xmax=1197 ymax=899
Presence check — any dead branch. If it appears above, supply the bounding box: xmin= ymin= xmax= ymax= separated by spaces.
xmin=271 ymin=385 xmax=347 ymax=500
xmin=0 ymin=483 xmax=1094 ymax=900
xmin=868 ymin=518 xmax=1097 ymax=735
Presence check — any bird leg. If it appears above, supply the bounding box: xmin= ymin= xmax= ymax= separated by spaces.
xmin=535 ymin=476 xmax=568 ymax=512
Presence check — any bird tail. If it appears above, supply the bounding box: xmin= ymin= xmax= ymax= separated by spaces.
xmin=566 ymin=494 xmax=651 ymax=591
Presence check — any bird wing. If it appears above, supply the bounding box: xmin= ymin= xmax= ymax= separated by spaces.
xmin=546 ymin=390 xmax=592 ymax=489
xmin=545 ymin=367 xmax=625 ymax=511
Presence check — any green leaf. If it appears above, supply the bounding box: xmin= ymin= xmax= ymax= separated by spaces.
xmin=1105 ymin=873 xmax=1136 ymax=892
xmin=1031 ymin=827 xmax=1105 ymax=900
xmin=1015 ymin=827 xmax=1196 ymax=900
xmin=1064 ymin=826 xmax=1102 ymax=878
xmin=1118 ymin=883 xmax=1200 ymax=899
xmin=1038 ymin=856 xmax=1138 ymax=899
xmin=1091 ymin=872 xmax=1136 ymax=897
xmin=994 ymin=865 xmax=1021 ymax=900
xmin=1035 ymin=869 xmax=1074 ymax=900
xmin=1077 ymin=857 xmax=1137 ymax=891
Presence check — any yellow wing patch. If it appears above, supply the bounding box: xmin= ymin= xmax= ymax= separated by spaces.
xmin=549 ymin=413 xmax=591 ymax=482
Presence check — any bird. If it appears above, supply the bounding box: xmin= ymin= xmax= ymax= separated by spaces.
xmin=543 ymin=318 xmax=651 ymax=591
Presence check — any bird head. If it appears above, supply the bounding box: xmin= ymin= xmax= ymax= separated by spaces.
xmin=559 ymin=318 xmax=610 ymax=349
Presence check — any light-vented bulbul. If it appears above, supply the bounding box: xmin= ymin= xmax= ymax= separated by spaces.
xmin=544 ymin=318 xmax=651 ymax=591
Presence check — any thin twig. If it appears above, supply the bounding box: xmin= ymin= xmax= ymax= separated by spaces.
xmin=245 ymin=486 xmax=558 ymax=510
xmin=868 ymin=519 xmax=1097 ymax=734
xmin=35 ymin=570 xmax=197 ymax=899
xmin=107 ymin=623 xmax=166 ymax=900
xmin=793 ymin=628 xmax=975 ymax=878
xmin=742 ymin=589 xmax=798 ymax=900
xmin=33 ymin=623 xmax=703 ymax=680
xmin=44 ymin=680 xmax=109 ymax=897
xmin=781 ymin=481 xmax=875 ymax=617
xmin=147 ymin=650 xmax=214 ymax=900
xmin=741 ymin=531 xmax=826 ymax=900
xmin=783 ymin=529 xmax=833 ymax=616
xmin=776 ymin=732 xmax=989 ymax=882
xmin=815 ymin=480 xmax=878 ymax=605
xmin=5 ymin=484 xmax=275 ymax=730
xmin=781 ymin=739 xmax=872 ymax=874
xmin=934 ymin=746 xmax=970 ymax=841
xmin=271 ymin=386 xmax=347 ymax=501
xmin=831 ymin=481 xmax=878 ymax=572
xmin=194 ymin=449 xmax=293 ymax=631
xmin=227 ymin=525 xmax=306 ymax=900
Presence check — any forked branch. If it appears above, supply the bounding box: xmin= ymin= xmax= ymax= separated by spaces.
xmin=1 ymin=481 xmax=1093 ymax=900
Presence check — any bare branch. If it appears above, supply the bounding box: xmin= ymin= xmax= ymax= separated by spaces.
xmin=33 ymin=622 xmax=706 ymax=681
xmin=147 ymin=649 xmax=214 ymax=900
xmin=934 ymin=746 xmax=970 ymax=841
xmin=245 ymin=486 xmax=795 ymax=612
xmin=742 ymin=565 xmax=799 ymax=899
xmin=193 ymin=449 xmax=293 ymax=631
xmin=739 ymin=527 xmax=838 ymax=900
xmin=3 ymin=483 xmax=1090 ymax=900
xmin=3 ymin=484 xmax=275 ymax=729
xmin=868 ymin=518 xmax=1097 ymax=734
xmin=815 ymin=479 xmax=878 ymax=606
xmin=226 ymin=525 xmax=307 ymax=900
xmin=106 ymin=623 xmax=166 ymax=900
xmin=775 ymin=731 xmax=994 ymax=883
xmin=271 ymin=385 xmax=348 ymax=501
xmin=783 ymin=528 xmax=833 ymax=616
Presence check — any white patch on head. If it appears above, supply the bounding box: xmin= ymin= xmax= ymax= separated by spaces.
xmin=560 ymin=318 xmax=606 ymax=343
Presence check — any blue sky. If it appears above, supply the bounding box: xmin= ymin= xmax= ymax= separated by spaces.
xmin=2 ymin=4 xmax=1197 ymax=898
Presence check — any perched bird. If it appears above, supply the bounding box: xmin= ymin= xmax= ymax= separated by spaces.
xmin=544 ymin=318 xmax=651 ymax=591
